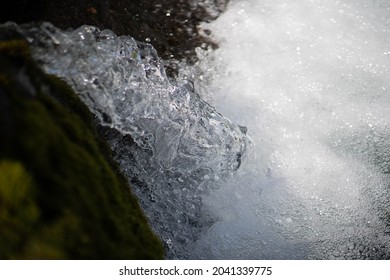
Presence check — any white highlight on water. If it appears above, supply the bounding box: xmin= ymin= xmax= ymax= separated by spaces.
xmin=188 ymin=0 xmax=390 ymax=259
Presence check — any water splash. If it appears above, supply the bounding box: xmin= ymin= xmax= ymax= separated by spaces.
xmin=4 ymin=21 xmax=248 ymax=258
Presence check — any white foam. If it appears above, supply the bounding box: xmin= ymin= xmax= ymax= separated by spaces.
xmin=189 ymin=0 xmax=390 ymax=259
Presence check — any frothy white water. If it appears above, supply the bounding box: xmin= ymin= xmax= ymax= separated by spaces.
xmin=187 ymin=0 xmax=390 ymax=259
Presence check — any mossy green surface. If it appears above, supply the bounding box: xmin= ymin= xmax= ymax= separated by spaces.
xmin=0 ymin=37 xmax=164 ymax=259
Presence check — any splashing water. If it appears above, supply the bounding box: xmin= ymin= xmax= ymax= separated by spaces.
xmin=183 ymin=0 xmax=390 ymax=259
xmin=4 ymin=21 xmax=248 ymax=258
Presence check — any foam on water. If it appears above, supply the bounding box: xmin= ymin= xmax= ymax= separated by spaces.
xmin=185 ymin=0 xmax=390 ymax=259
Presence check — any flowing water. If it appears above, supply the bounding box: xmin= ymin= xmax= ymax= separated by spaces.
xmin=5 ymin=0 xmax=390 ymax=259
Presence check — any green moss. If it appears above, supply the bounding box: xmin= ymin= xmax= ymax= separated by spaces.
xmin=0 ymin=37 xmax=164 ymax=259
xmin=0 ymin=160 xmax=34 ymax=205
xmin=0 ymin=160 xmax=40 ymax=257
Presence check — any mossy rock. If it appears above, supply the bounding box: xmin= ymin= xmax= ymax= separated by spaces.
xmin=0 ymin=34 xmax=164 ymax=259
